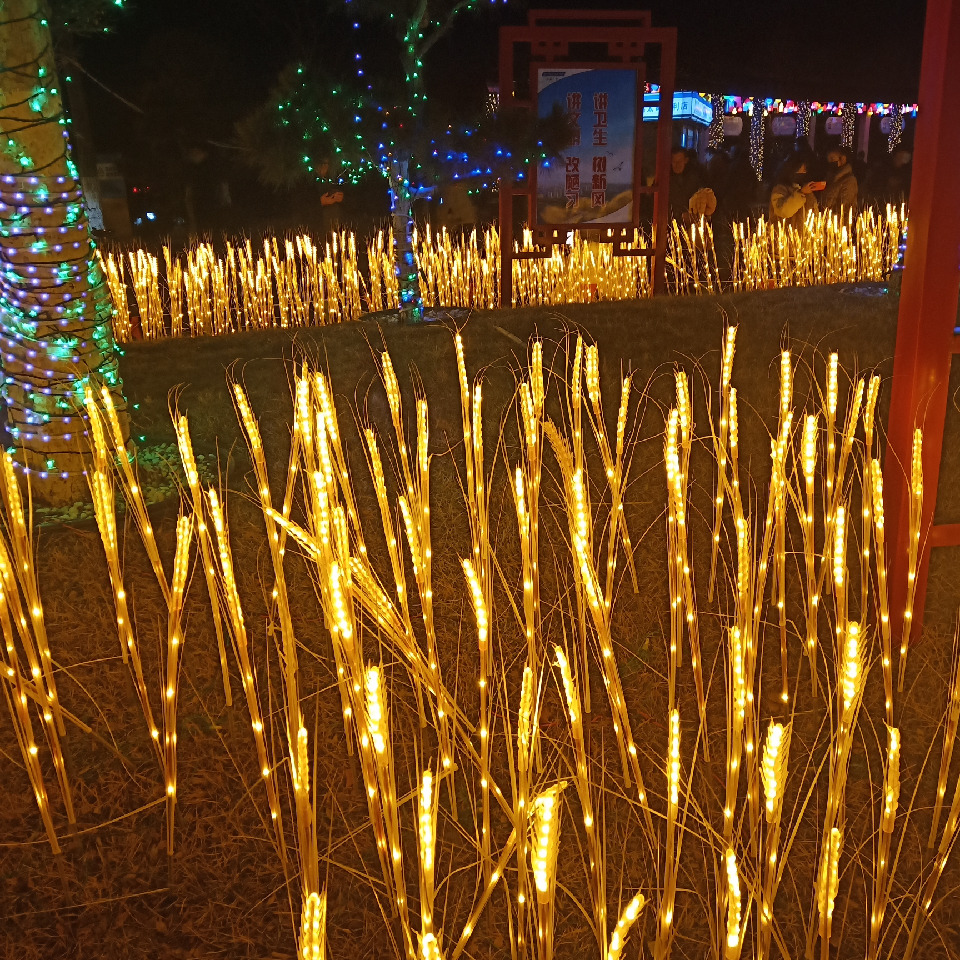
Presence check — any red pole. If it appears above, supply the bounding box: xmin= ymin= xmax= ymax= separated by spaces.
xmin=884 ymin=0 xmax=960 ymax=644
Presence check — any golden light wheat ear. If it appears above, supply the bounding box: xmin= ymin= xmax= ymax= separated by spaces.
xmin=815 ymin=826 xmax=844 ymax=960
xmin=898 ymin=427 xmax=923 ymax=691
xmin=531 ymin=782 xmax=567 ymax=960
xmin=554 ymin=643 xmax=606 ymax=955
xmin=801 ymin=413 xmax=820 ymax=696
xmin=870 ymin=460 xmax=894 ymax=724
xmin=173 ymin=412 xmax=231 ymax=705
xmin=417 ymin=766 xmax=439 ymax=953
xmin=654 ymin=707 xmax=683 ymax=960
xmin=929 ymin=621 xmax=960 ymax=848
xmin=0 ymin=453 xmax=73 ymax=831
xmin=769 ymin=356 xmax=793 ymax=705
xmin=709 ymin=325 xmax=738 ymax=600
xmin=867 ymin=725 xmax=900 ymax=960
xmin=607 ymin=893 xmax=646 ymax=960
xmin=299 ymin=889 xmax=327 ymax=960
xmin=162 ymin=514 xmax=193 ymax=857
xmin=758 ymin=720 xmax=791 ymax=960
xmin=724 ymin=847 xmax=744 ymax=960
xmin=860 ymin=376 xmax=881 ymax=613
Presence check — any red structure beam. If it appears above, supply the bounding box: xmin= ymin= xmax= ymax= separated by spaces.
xmin=884 ymin=0 xmax=960 ymax=644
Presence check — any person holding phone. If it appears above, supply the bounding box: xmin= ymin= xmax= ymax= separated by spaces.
xmin=769 ymin=155 xmax=824 ymax=231
xmin=822 ymin=145 xmax=859 ymax=215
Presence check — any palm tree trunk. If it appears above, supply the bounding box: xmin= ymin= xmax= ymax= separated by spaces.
xmin=0 ymin=0 xmax=128 ymax=503
xmin=388 ymin=157 xmax=423 ymax=323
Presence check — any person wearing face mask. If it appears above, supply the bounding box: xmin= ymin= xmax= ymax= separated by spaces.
xmin=769 ymin=155 xmax=824 ymax=231
xmin=821 ymin=145 xmax=859 ymax=216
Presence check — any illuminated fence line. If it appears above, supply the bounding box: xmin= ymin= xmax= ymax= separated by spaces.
xmin=100 ymin=207 xmax=906 ymax=342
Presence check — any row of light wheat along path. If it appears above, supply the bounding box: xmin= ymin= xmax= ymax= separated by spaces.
xmin=99 ymin=207 xmax=905 ymax=342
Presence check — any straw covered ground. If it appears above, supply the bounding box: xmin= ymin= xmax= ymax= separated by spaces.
xmin=2 ymin=285 xmax=959 ymax=960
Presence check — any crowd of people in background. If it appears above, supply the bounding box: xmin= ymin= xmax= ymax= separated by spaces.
xmin=668 ymin=138 xmax=913 ymax=230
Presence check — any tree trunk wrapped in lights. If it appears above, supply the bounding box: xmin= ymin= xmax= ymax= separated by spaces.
xmin=0 ymin=0 xmax=127 ymax=501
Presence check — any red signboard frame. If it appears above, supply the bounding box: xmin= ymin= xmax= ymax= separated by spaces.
xmin=497 ymin=11 xmax=677 ymax=305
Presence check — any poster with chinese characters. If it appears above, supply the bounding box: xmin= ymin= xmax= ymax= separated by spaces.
xmin=535 ymin=67 xmax=637 ymax=227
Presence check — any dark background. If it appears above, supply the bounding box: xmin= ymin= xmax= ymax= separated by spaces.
xmin=68 ymin=0 xmax=926 ymax=233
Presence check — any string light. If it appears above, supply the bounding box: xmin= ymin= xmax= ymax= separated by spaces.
xmin=0 ymin=4 xmax=128 ymax=488
xmin=749 ymin=102 xmax=764 ymax=180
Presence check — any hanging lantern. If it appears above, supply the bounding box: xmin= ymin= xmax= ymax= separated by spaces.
xmin=795 ymin=100 xmax=811 ymax=140
xmin=708 ymin=93 xmax=725 ymax=150
xmin=749 ymin=104 xmax=765 ymax=180
xmin=887 ymin=104 xmax=904 ymax=152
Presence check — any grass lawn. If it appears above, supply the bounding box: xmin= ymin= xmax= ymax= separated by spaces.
xmin=3 ymin=285 xmax=959 ymax=960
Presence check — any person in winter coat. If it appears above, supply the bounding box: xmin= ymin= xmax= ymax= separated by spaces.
xmin=821 ymin=145 xmax=859 ymax=216
xmin=769 ymin=155 xmax=824 ymax=230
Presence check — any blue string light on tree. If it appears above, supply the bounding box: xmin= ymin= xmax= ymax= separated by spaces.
xmin=0 ymin=0 xmax=128 ymax=497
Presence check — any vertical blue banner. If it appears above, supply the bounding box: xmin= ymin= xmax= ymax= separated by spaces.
xmin=536 ymin=68 xmax=637 ymax=226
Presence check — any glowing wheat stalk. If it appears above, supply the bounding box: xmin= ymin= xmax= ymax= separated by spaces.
xmin=206 ymin=487 xmax=285 ymax=845
xmin=709 ymin=326 xmax=738 ymax=599
xmin=824 ymin=352 xmax=839 ymax=518
xmin=758 ymin=721 xmax=791 ymax=960
xmin=861 ymin=376 xmax=881 ymax=609
xmin=870 ymin=460 xmax=893 ymax=723
xmin=816 ymin=826 xmax=844 ymax=960
xmin=724 ymin=848 xmax=743 ymax=960
xmin=868 ymin=725 xmax=900 ymax=960
xmin=299 ymin=889 xmax=327 ymax=960
xmin=802 ymin=414 xmax=820 ymax=695
xmin=655 ymin=708 xmax=682 ymax=960
xmin=532 ymin=783 xmax=566 ymax=960
xmin=898 ymin=428 xmax=923 ymax=691
xmin=607 ymin=894 xmax=646 ymax=960
xmin=174 ymin=413 xmax=231 ymax=705
xmin=418 ymin=767 xmax=439 ymax=950
xmin=162 ymin=514 xmax=193 ymax=856
xmin=555 ymin=644 xmax=606 ymax=953
xmin=0 ymin=452 xmax=72 ymax=826
xmin=930 ymin=624 xmax=960 ymax=848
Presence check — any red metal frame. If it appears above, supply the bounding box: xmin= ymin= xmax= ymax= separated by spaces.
xmin=497 ymin=11 xmax=676 ymax=306
xmin=884 ymin=0 xmax=960 ymax=641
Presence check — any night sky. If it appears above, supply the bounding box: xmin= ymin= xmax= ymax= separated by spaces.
xmin=77 ymin=0 xmax=926 ymax=144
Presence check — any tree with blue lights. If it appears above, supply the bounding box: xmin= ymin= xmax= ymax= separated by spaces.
xmin=0 ymin=0 xmax=129 ymax=501
xmin=237 ymin=0 xmax=569 ymax=323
